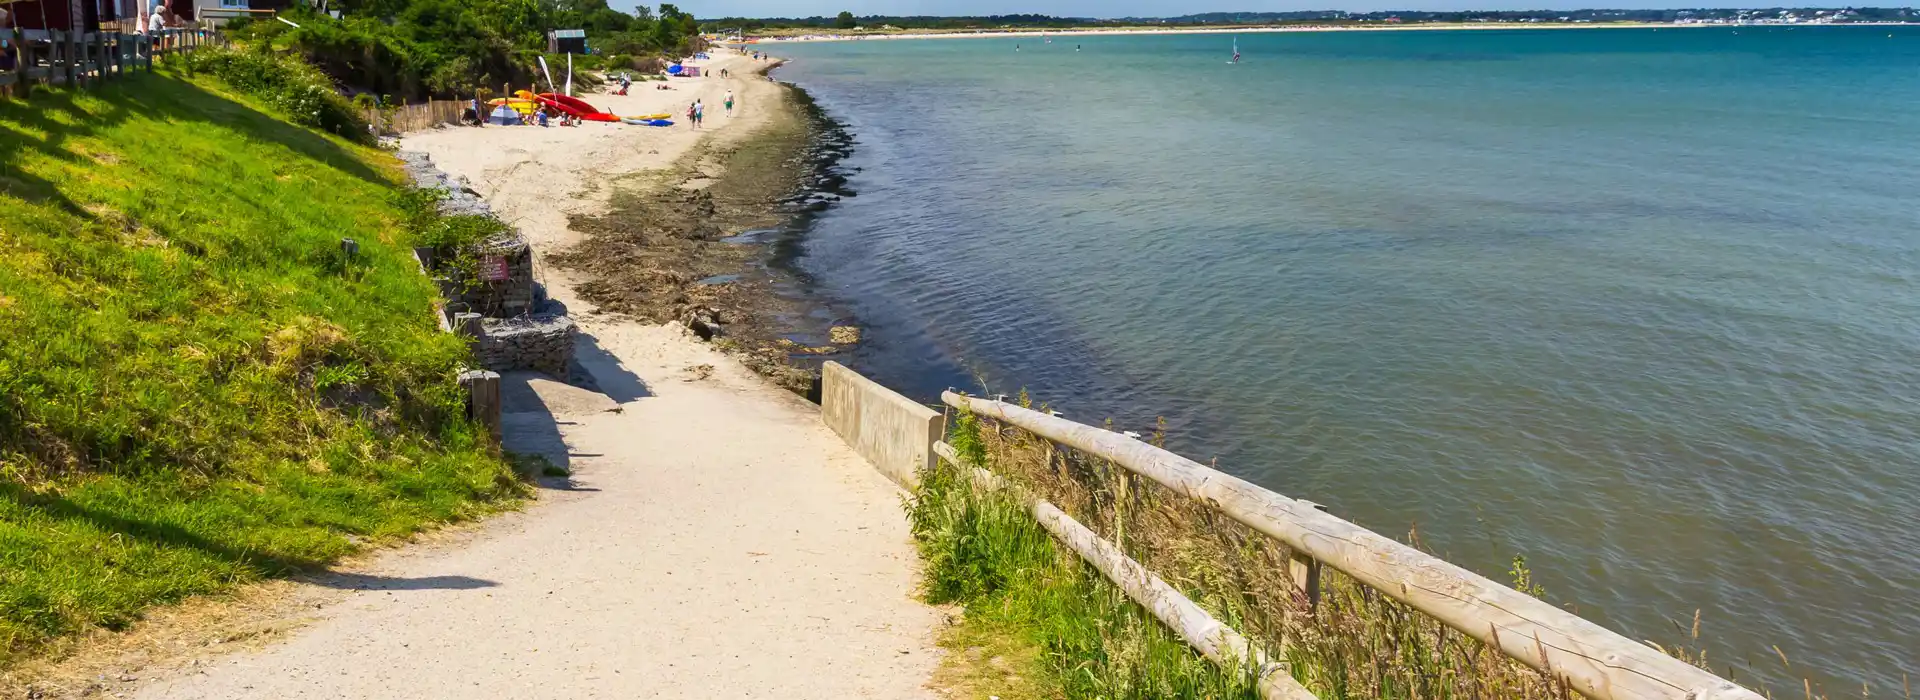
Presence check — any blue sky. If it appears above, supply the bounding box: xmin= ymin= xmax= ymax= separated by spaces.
xmin=681 ymin=1 xmax=1705 ymax=16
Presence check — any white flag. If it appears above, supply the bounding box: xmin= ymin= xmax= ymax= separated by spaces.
xmin=536 ymin=56 xmax=556 ymax=93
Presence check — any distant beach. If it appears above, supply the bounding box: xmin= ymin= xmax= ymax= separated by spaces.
xmin=742 ymin=20 xmax=1909 ymax=43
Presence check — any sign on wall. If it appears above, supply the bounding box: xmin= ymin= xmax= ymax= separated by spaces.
xmin=478 ymin=255 xmax=511 ymax=282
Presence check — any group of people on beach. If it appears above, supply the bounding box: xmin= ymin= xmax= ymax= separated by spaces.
xmin=685 ymin=90 xmax=735 ymax=129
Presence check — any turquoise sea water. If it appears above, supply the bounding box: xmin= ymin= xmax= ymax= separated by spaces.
xmin=769 ymin=27 xmax=1920 ymax=691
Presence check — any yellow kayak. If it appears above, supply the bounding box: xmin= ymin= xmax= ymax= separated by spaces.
xmin=488 ymin=98 xmax=537 ymax=115
xmin=627 ymin=113 xmax=672 ymax=121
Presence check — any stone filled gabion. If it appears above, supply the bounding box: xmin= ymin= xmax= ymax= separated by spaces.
xmin=397 ymin=150 xmax=493 ymax=218
xmin=401 ymin=151 xmax=578 ymax=378
xmin=476 ymin=312 xmax=577 ymax=378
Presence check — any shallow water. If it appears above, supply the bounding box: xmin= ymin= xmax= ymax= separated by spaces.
xmin=771 ymin=27 xmax=1920 ymax=691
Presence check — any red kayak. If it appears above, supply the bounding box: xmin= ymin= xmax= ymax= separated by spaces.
xmin=533 ymin=93 xmax=620 ymax=122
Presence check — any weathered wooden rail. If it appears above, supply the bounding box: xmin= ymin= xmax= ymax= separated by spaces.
xmin=816 ymin=362 xmax=1763 ymax=700
xmin=940 ymin=391 xmax=1761 ymax=700
xmin=932 ymin=440 xmax=1317 ymax=700
xmin=0 ymin=26 xmax=222 ymax=95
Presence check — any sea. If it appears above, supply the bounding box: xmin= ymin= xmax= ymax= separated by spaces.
xmin=765 ymin=26 xmax=1920 ymax=693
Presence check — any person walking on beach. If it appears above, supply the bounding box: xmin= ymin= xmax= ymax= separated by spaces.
xmin=694 ymin=99 xmax=705 ymax=128
xmin=724 ymin=90 xmax=734 ymax=117
xmin=687 ymin=102 xmax=697 ymax=129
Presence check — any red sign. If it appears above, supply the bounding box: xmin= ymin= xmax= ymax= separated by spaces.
xmin=478 ymin=255 xmax=511 ymax=282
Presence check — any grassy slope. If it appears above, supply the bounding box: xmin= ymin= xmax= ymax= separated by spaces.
xmin=0 ymin=74 xmax=517 ymax=664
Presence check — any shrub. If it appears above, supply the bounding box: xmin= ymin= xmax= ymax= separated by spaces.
xmin=180 ymin=46 xmax=370 ymax=141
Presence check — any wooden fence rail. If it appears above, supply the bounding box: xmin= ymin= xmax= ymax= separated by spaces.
xmin=0 ymin=27 xmax=223 ymax=96
xmin=932 ymin=440 xmax=1317 ymax=700
xmin=942 ymin=391 xmax=1762 ymax=700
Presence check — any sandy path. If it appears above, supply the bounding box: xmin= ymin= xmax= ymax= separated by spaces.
xmin=130 ymin=51 xmax=945 ymax=699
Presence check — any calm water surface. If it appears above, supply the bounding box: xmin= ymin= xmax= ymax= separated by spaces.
xmin=770 ymin=28 xmax=1920 ymax=691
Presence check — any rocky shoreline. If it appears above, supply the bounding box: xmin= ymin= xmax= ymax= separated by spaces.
xmin=551 ymin=76 xmax=859 ymax=397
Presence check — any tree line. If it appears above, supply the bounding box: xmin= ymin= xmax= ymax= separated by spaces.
xmin=228 ymin=0 xmax=706 ymax=102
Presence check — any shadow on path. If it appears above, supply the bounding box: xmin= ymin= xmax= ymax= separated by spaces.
xmin=309 ymin=572 xmax=499 ymax=591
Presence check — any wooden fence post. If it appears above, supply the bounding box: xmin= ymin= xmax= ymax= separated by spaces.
xmin=458 ymin=370 xmax=502 ymax=444
xmin=1288 ymin=501 xmax=1329 ymax=614
xmin=71 ymin=30 xmax=84 ymax=84
xmin=91 ymin=33 xmax=105 ymax=81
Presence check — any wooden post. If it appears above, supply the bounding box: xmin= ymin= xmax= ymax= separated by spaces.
xmin=68 ymin=31 xmax=82 ymax=86
xmin=458 ymin=370 xmax=502 ymax=444
xmin=1288 ymin=500 xmax=1328 ymax=614
xmin=91 ymin=33 xmax=105 ymax=81
xmin=63 ymin=30 xmax=75 ymax=86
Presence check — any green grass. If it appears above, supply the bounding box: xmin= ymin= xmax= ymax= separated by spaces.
xmin=908 ymin=413 xmax=1263 ymax=699
xmin=0 ymin=72 xmax=519 ymax=664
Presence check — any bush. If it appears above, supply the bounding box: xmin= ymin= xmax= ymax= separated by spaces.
xmin=180 ymin=46 xmax=370 ymax=141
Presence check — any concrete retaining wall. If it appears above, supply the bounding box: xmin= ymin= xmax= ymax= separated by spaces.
xmin=821 ymin=361 xmax=944 ymax=490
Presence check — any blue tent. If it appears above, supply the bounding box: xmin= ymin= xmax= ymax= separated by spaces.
xmin=666 ymin=63 xmax=684 ymax=75
xmin=488 ymin=105 xmax=521 ymax=126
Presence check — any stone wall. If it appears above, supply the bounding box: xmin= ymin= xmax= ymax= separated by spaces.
xmin=476 ymin=312 xmax=577 ymax=378
xmin=404 ymin=150 xmax=577 ymax=379
xmin=444 ymin=238 xmax=539 ymax=317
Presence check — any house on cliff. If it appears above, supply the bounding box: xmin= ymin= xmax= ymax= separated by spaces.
xmin=3 ymin=0 xmax=288 ymax=32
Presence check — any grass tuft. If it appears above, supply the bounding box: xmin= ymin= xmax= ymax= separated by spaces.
xmin=909 ymin=411 xmax=1262 ymax=699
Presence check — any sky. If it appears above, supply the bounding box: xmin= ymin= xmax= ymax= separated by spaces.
xmin=680 ymin=0 xmax=1719 ymax=16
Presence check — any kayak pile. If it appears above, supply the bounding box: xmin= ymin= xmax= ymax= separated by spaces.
xmin=487 ymin=91 xmax=674 ymax=126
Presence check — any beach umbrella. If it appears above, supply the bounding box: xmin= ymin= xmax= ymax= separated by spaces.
xmin=666 ymin=63 xmax=683 ymax=75
xmin=487 ymin=104 xmax=520 ymax=126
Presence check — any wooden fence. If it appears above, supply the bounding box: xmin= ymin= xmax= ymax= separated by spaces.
xmin=934 ymin=391 xmax=1763 ymax=700
xmin=0 ymin=26 xmax=223 ymax=95
xmin=370 ymin=98 xmax=470 ymax=135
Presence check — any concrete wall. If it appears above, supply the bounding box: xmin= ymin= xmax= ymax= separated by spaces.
xmin=821 ymin=361 xmax=943 ymax=490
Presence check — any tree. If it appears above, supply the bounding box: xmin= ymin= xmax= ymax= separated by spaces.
xmin=835 ymin=10 xmax=856 ymax=29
